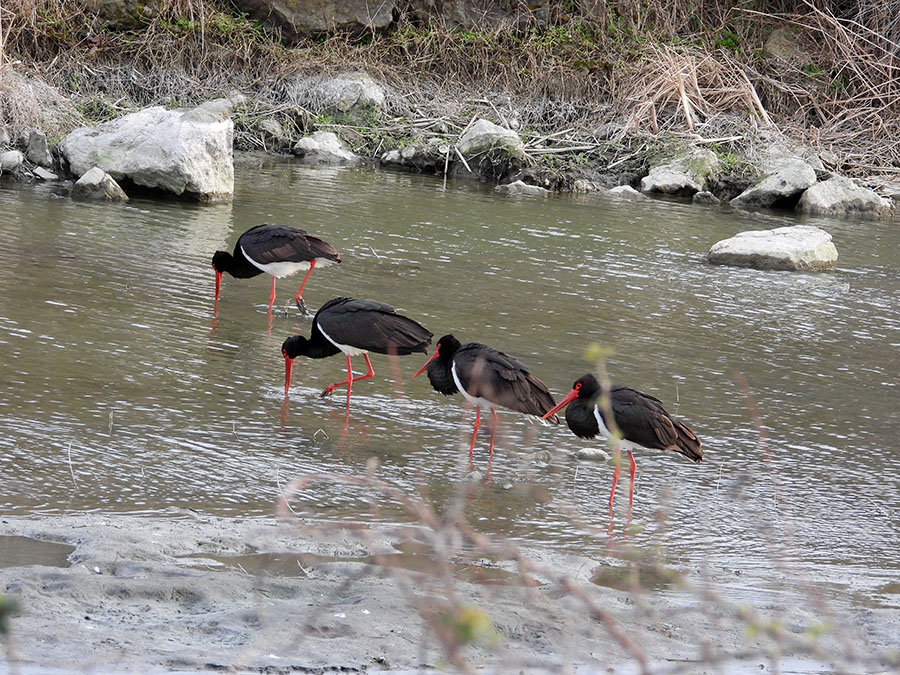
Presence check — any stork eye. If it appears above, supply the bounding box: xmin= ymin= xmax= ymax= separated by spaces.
xmin=574 ymin=383 xmax=582 ymax=390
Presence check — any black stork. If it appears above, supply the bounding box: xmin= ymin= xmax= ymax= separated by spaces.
xmin=282 ymin=297 xmax=432 ymax=405
xmin=542 ymin=373 xmax=702 ymax=512
xmin=212 ymin=224 xmax=341 ymax=313
xmin=412 ymin=334 xmax=559 ymax=462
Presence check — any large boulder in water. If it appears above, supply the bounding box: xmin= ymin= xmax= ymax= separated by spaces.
xmin=60 ymin=97 xmax=239 ymax=201
xmin=707 ymin=225 xmax=838 ymax=271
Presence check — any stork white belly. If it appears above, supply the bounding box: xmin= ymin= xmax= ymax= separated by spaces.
xmin=451 ymin=361 xmax=497 ymax=411
xmin=318 ymin=324 xmax=368 ymax=356
xmin=593 ymin=405 xmax=643 ymax=452
xmin=241 ymin=247 xmax=335 ymax=278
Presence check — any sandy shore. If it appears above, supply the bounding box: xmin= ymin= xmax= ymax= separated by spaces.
xmin=0 ymin=512 xmax=894 ymax=674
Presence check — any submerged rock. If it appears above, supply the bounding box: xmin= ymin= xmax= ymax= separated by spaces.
xmin=608 ymin=185 xmax=645 ymax=200
xmin=640 ymin=148 xmax=719 ymax=196
xmin=692 ymin=190 xmax=720 ymax=205
xmin=71 ymin=167 xmax=129 ymax=201
xmin=730 ymin=157 xmax=816 ymax=209
xmin=707 ymin=225 xmax=838 ymax=271
xmin=61 ymin=97 xmax=238 ymax=201
xmin=496 ymin=180 xmax=548 ymax=196
xmin=796 ymin=174 xmax=892 ymax=219
xmin=292 ymin=131 xmax=359 ymax=164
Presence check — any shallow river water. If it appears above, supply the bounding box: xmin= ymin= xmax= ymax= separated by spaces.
xmin=1 ymin=157 xmax=899 ymax=619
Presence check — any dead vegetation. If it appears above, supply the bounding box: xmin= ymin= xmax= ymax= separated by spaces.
xmin=0 ymin=0 xmax=898 ymax=178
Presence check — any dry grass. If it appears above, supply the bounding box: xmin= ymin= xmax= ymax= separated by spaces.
xmin=0 ymin=0 xmax=898 ymax=176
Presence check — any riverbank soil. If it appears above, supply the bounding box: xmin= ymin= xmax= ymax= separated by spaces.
xmin=2 ymin=512 xmax=897 ymax=673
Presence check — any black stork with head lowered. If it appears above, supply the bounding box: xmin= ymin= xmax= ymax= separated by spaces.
xmin=282 ymin=297 xmax=432 ymax=405
xmin=542 ymin=373 xmax=702 ymax=512
xmin=413 ymin=334 xmax=559 ymax=462
xmin=212 ymin=224 xmax=341 ymax=313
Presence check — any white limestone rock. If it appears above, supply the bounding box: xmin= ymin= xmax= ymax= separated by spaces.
xmin=640 ymin=148 xmax=719 ymax=196
xmin=731 ymin=157 xmax=816 ymax=209
xmin=707 ymin=225 xmax=838 ymax=271
xmin=60 ymin=97 xmax=238 ymax=201
xmin=292 ymin=131 xmax=359 ymax=164
xmin=796 ymin=174 xmax=892 ymax=219
xmin=71 ymin=166 xmax=129 ymax=201
xmin=457 ymin=119 xmax=525 ymax=160
xmin=1 ymin=150 xmax=25 ymax=172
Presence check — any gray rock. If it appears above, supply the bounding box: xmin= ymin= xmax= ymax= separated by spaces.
xmin=495 ymin=180 xmax=549 ymax=196
xmin=0 ymin=150 xmax=24 ymax=172
xmin=796 ymin=175 xmax=892 ymax=219
xmin=232 ymin=0 xmax=397 ymax=42
xmin=71 ymin=167 xmax=129 ymax=201
xmin=764 ymin=26 xmax=804 ymax=62
xmin=575 ymin=447 xmax=611 ymax=462
xmin=380 ymin=138 xmax=450 ymax=173
xmin=692 ymin=190 xmax=720 ymax=205
xmin=458 ymin=119 xmax=525 ymax=159
xmin=730 ymin=158 xmax=816 ymax=209
xmin=292 ymin=131 xmax=359 ymax=164
xmin=26 ymin=129 xmax=54 ymax=167
xmin=454 ymin=119 xmax=525 ymax=181
xmin=571 ymin=179 xmax=602 ymax=193
xmin=707 ymin=225 xmax=838 ymax=271
xmin=303 ymin=72 xmax=386 ymax=122
xmin=60 ymin=98 xmax=236 ymax=201
xmin=0 ymin=127 xmax=10 ymax=147
xmin=82 ymin=0 xmax=161 ymax=29
xmin=256 ymin=118 xmax=292 ymax=152
xmin=32 ymin=167 xmax=59 ymax=181
xmin=608 ymin=185 xmax=645 ymax=200
xmin=640 ymin=148 xmax=719 ymax=196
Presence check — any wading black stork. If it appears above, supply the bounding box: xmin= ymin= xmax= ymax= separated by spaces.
xmin=542 ymin=373 xmax=702 ymax=512
xmin=282 ymin=297 xmax=432 ymax=405
xmin=212 ymin=224 xmax=341 ymax=313
xmin=413 ymin=334 xmax=559 ymax=462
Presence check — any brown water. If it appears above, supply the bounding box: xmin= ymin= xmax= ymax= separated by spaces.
xmin=1 ymin=157 xmax=898 ymax=607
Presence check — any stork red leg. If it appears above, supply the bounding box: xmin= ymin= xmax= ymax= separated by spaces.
xmin=344 ymin=354 xmax=353 ymax=405
xmin=268 ymin=276 xmax=277 ymax=310
xmin=294 ymin=260 xmax=316 ymax=310
xmin=628 ymin=450 xmax=637 ymax=508
xmin=609 ymin=447 xmax=621 ymax=514
xmin=487 ymin=408 xmax=499 ymax=458
xmin=469 ymin=407 xmax=481 ymax=462
xmin=319 ymin=354 xmax=375 ymax=399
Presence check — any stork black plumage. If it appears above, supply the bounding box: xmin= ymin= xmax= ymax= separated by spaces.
xmin=543 ymin=373 xmax=702 ymax=511
xmin=282 ymin=297 xmax=432 ymax=405
xmin=212 ymin=224 xmax=341 ymax=313
xmin=413 ymin=334 xmax=559 ymax=462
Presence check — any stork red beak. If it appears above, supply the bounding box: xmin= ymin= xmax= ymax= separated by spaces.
xmin=214 ymin=269 xmax=222 ymax=301
xmin=283 ymin=354 xmax=294 ymax=396
xmin=542 ymin=387 xmax=579 ymax=420
xmin=412 ymin=345 xmax=439 ymax=379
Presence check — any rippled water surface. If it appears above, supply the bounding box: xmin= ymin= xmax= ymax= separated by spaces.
xmin=1 ymin=158 xmax=898 ymax=608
